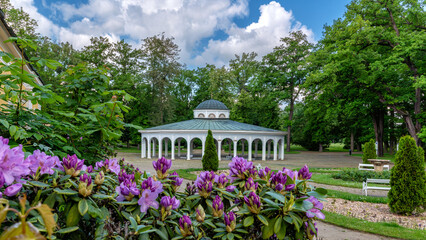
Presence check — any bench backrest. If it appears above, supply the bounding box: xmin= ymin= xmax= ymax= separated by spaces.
xmin=366 ymin=179 xmax=390 ymax=184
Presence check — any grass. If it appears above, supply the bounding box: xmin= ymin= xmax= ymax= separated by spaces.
xmin=351 ymin=153 xmax=396 ymax=162
xmin=174 ymin=168 xmax=198 ymax=181
xmin=326 ymin=189 xmax=388 ymax=204
xmin=115 ymin=147 xmax=140 ymax=153
xmin=322 ymin=211 xmax=426 ymax=240
xmin=311 ymin=174 xmax=364 ymax=189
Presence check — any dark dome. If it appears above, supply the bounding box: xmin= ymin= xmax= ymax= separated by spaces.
xmin=195 ymin=99 xmax=229 ymax=110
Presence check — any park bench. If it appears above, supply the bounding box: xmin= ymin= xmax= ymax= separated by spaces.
xmin=358 ymin=163 xmax=389 ymax=171
xmin=362 ymin=178 xmax=391 ymax=196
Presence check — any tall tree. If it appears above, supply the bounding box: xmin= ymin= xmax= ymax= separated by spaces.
xmin=0 ymin=0 xmax=38 ymax=39
xmin=79 ymin=36 xmax=113 ymax=69
xmin=141 ymin=33 xmax=181 ymax=125
xmin=262 ymin=31 xmax=313 ymax=152
xmin=229 ymin=52 xmax=259 ymax=93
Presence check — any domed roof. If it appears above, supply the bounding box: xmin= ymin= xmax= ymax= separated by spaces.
xmin=195 ymin=99 xmax=229 ymax=110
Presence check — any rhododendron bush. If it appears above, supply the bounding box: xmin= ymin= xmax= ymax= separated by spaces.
xmin=0 ymin=136 xmax=326 ymax=239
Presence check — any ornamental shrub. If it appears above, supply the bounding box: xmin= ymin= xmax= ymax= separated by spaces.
xmin=332 ymin=169 xmax=391 ymax=182
xmin=202 ymin=130 xmax=219 ymax=171
xmin=0 ymin=135 xmax=326 ymax=239
xmin=362 ymin=139 xmax=377 ymax=164
xmin=388 ymin=136 xmax=426 ymax=215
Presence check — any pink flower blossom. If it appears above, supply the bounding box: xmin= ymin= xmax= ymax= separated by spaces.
xmin=138 ymin=189 xmax=159 ymax=213
xmin=26 ymin=150 xmax=60 ymax=176
xmin=0 ymin=137 xmax=30 ymax=186
xmin=4 ymin=183 xmax=22 ymax=197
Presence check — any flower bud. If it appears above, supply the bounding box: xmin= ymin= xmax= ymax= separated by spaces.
xmin=179 ymin=215 xmax=193 ymax=237
xmin=212 ymin=195 xmax=224 ymax=217
xmin=224 ymin=211 xmax=236 ymax=232
xmin=95 ymin=171 xmax=105 ymax=185
xmin=4 ymin=183 xmax=22 ymax=197
xmin=244 ymin=192 xmax=261 ymax=214
xmin=195 ymin=205 xmax=205 ymax=222
xmin=78 ymin=173 xmax=93 ymax=197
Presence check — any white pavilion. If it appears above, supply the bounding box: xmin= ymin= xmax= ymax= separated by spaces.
xmin=139 ymin=100 xmax=287 ymax=161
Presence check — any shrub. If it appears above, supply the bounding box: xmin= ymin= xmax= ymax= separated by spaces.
xmin=388 ymin=136 xmax=426 ymax=215
xmin=202 ymin=130 xmax=219 ymax=171
xmin=0 ymin=135 xmax=326 ymax=239
xmin=362 ymin=139 xmax=377 ymax=164
xmin=332 ymin=169 xmax=391 ymax=182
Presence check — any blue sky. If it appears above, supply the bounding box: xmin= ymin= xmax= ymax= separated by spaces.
xmin=13 ymin=0 xmax=351 ymax=67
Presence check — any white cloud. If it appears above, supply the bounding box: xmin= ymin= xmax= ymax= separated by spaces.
xmin=10 ymin=0 xmax=313 ymax=67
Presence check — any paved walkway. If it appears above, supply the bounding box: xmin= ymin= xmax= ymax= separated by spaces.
xmin=118 ymin=151 xmax=396 ymax=240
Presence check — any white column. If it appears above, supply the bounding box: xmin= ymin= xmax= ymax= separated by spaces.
xmin=187 ymin=139 xmax=190 ymax=160
xmin=262 ymin=140 xmax=266 ymax=161
xmin=281 ymin=137 xmax=285 ymax=160
xmin=164 ymin=139 xmax=168 ymax=157
xmin=153 ymin=140 xmax=156 ymax=158
xmin=171 ymin=138 xmax=175 ymax=160
xmin=254 ymin=140 xmax=258 ymax=158
xmin=273 ymin=140 xmax=278 ymax=161
xmin=141 ymin=137 xmax=145 ymax=158
xmin=202 ymin=139 xmax=205 ymax=157
xmin=159 ymin=138 xmax=162 ymax=158
xmin=178 ymin=139 xmax=181 ymax=157
xmin=248 ymin=140 xmax=253 ymax=161
xmin=233 ymin=140 xmax=238 ymax=157
xmin=147 ymin=138 xmax=151 ymax=159
xmin=217 ymin=140 xmax=222 ymax=161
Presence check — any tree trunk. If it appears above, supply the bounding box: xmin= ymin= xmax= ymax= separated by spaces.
xmin=350 ymin=131 xmax=354 ymax=152
xmin=356 ymin=143 xmax=361 ymax=152
xmin=389 ymin=110 xmax=396 ymax=154
xmin=371 ymin=109 xmax=385 ymax=157
xmin=319 ymin=143 xmax=323 ymax=152
xmin=286 ymin=97 xmax=295 ymax=152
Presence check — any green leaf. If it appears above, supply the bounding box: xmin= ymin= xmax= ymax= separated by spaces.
xmin=243 ymin=216 xmax=254 ymax=227
xmin=57 ymin=226 xmax=79 ymax=234
xmin=66 ymin=204 xmax=80 ymax=227
xmin=261 ymin=217 xmax=275 ymax=239
xmin=91 ymin=193 xmax=112 ymax=200
xmin=0 ymin=119 xmax=9 ymax=129
xmin=257 ymin=214 xmax=269 ymax=226
xmin=276 ymin=221 xmax=288 ymax=240
xmin=78 ymin=199 xmax=89 ymax=216
xmin=27 ymin=181 xmax=50 ymax=188
xmin=129 ymin=217 xmax=137 ymax=230
xmin=54 ymin=188 xmax=78 ymax=195
xmin=155 ymin=228 xmax=168 ymax=240
xmin=227 ymin=233 xmax=235 ymax=240
xmin=9 ymin=125 xmax=17 ymax=136
xmin=274 ymin=216 xmax=282 ymax=234
xmin=265 ymin=191 xmax=286 ymax=204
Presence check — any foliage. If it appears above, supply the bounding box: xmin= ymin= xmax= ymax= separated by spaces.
xmin=332 ymin=169 xmax=390 ymax=182
xmin=388 ymin=136 xmax=426 ymax=215
xmin=0 ymin=136 xmax=327 ymax=239
xmin=362 ymin=139 xmax=377 ymax=164
xmin=202 ymin=130 xmax=219 ymax=171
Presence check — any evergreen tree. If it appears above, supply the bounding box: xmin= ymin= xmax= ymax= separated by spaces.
xmin=202 ymin=130 xmax=218 ymax=171
xmin=388 ymin=136 xmax=426 ymax=214
xmin=362 ymin=139 xmax=377 ymax=164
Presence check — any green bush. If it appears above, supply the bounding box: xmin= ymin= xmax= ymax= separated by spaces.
xmin=362 ymin=139 xmax=377 ymax=164
xmin=202 ymin=130 xmax=218 ymax=171
xmin=332 ymin=169 xmax=391 ymax=182
xmin=388 ymin=136 xmax=426 ymax=215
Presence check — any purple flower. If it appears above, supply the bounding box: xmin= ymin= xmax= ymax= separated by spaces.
xmin=228 ymin=156 xmax=253 ymax=180
xmin=95 ymin=158 xmax=120 ymax=175
xmin=195 ymin=205 xmax=205 ymax=222
xmin=298 ymin=165 xmax=312 ymax=180
xmin=0 ymin=138 xmax=30 ymax=186
xmin=275 ymin=183 xmax=284 ymax=192
xmin=306 ymin=196 xmax=325 ymax=219
xmin=305 ymin=221 xmax=318 ymax=237
xmin=62 ymin=154 xmax=84 ymax=177
xmin=118 ymin=169 xmax=135 ymax=183
xmin=258 ymin=167 xmax=271 ymax=180
xmin=224 ymin=211 xmax=236 ymax=232
xmin=179 ymin=215 xmax=193 ymax=237
xmin=195 ymin=171 xmax=216 ymax=185
xmin=248 ymin=167 xmax=258 ymax=178
xmin=95 ymin=161 xmax=104 ymax=170
xmin=245 ymin=177 xmax=258 ymax=192
xmin=0 ymin=192 xmax=2 ymax=198
xmin=116 ymin=179 xmax=140 ymax=201
xmin=94 ymin=171 xmax=105 ymax=185
xmin=168 ymin=171 xmax=183 ymax=188
xmin=244 ymin=192 xmax=261 ymax=214
xmin=78 ymin=173 xmax=93 ymax=197
xmin=138 ymin=189 xmax=160 ymax=213
xmin=270 ymin=171 xmax=287 ymax=189
xmin=185 ymin=182 xmax=196 ymax=195
xmin=141 ymin=177 xmax=163 ymax=195
xmin=212 ymin=195 xmax=224 ymax=217
xmin=87 ymin=165 xmax=93 ymax=173
xmin=283 ymin=167 xmax=298 ymax=181
xmin=152 ymin=157 xmax=172 ymax=179
xmin=26 ymin=150 xmax=60 ymax=176
xmin=226 ymin=185 xmax=236 ymax=192
xmin=285 ymin=184 xmax=295 ymax=191
xmin=4 ymin=183 xmax=22 ymax=197
xmin=160 ymin=196 xmax=180 ymax=210
xmin=0 ymin=173 xmax=4 ymax=188
xmin=216 ymin=173 xmax=228 ymax=188
xmin=196 ymin=181 xmax=213 ymax=198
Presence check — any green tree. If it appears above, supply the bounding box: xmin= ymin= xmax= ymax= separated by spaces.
xmin=202 ymin=130 xmax=218 ymax=171
xmin=388 ymin=136 xmax=425 ymax=214
xmin=262 ymin=31 xmax=313 ymax=152
xmin=0 ymin=0 xmax=38 ymax=39
xmin=79 ymin=36 xmax=113 ymax=69
xmin=229 ymin=52 xmax=259 ymax=93
xmin=141 ymin=33 xmax=181 ymax=126
xmin=362 ymin=139 xmax=377 ymax=164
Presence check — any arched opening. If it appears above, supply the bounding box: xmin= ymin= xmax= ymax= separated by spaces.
xmin=190 ymin=137 xmax=203 ymax=159
xmin=161 ymin=137 xmax=171 ymax=158
xmin=237 ymin=138 xmax=249 ymax=159
xmin=266 ymin=139 xmax=274 ymax=160
xmin=277 ymin=138 xmax=284 ymax=160
xmin=150 ymin=137 xmax=159 ymax=158
xmin=208 ymin=113 xmax=216 ymax=118
xmin=175 ymin=137 xmax=188 ymax=160
xmin=221 ymin=138 xmax=233 ymax=160
xmin=251 ymin=138 xmax=263 ymax=160
xmin=219 ymin=113 xmax=226 ymax=118
xmin=142 ymin=137 xmax=148 ymax=158
xmin=198 ymin=113 xmax=205 ymax=118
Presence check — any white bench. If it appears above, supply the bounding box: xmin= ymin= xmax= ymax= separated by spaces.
xmin=362 ymin=178 xmax=391 ymax=196
xmin=358 ymin=163 xmax=389 ymax=171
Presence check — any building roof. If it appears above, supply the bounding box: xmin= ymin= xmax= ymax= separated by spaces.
xmin=144 ymin=119 xmax=281 ymax=132
xmin=195 ymin=99 xmax=229 ymax=110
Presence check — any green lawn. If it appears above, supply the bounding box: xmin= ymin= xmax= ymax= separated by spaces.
xmin=115 ymin=147 xmax=140 ymax=153
xmin=326 ymin=189 xmax=388 ymax=204
xmin=322 ymin=211 xmax=426 ymax=240
xmin=351 ymin=153 xmax=396 ymax=162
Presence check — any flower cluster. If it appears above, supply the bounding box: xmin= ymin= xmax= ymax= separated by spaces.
xmin=224 ymin=211 xmax=236 ymax=232
xmin=27 ymin=150 xmax=60 ymax=177
xmin=228 ymin=156 xmax=253 ymax=180
xmin=62 ymin=154 xmax=85 ymax=177
xmin=212 ymin=195 xmax=224 ymax=217
xmin=152 ymin=157 xmax=172 ymax=179
xmin=78 ymin=173 xmax=93 ymax=197
xmin=95 ymin=158 xmax=120 ymax=175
